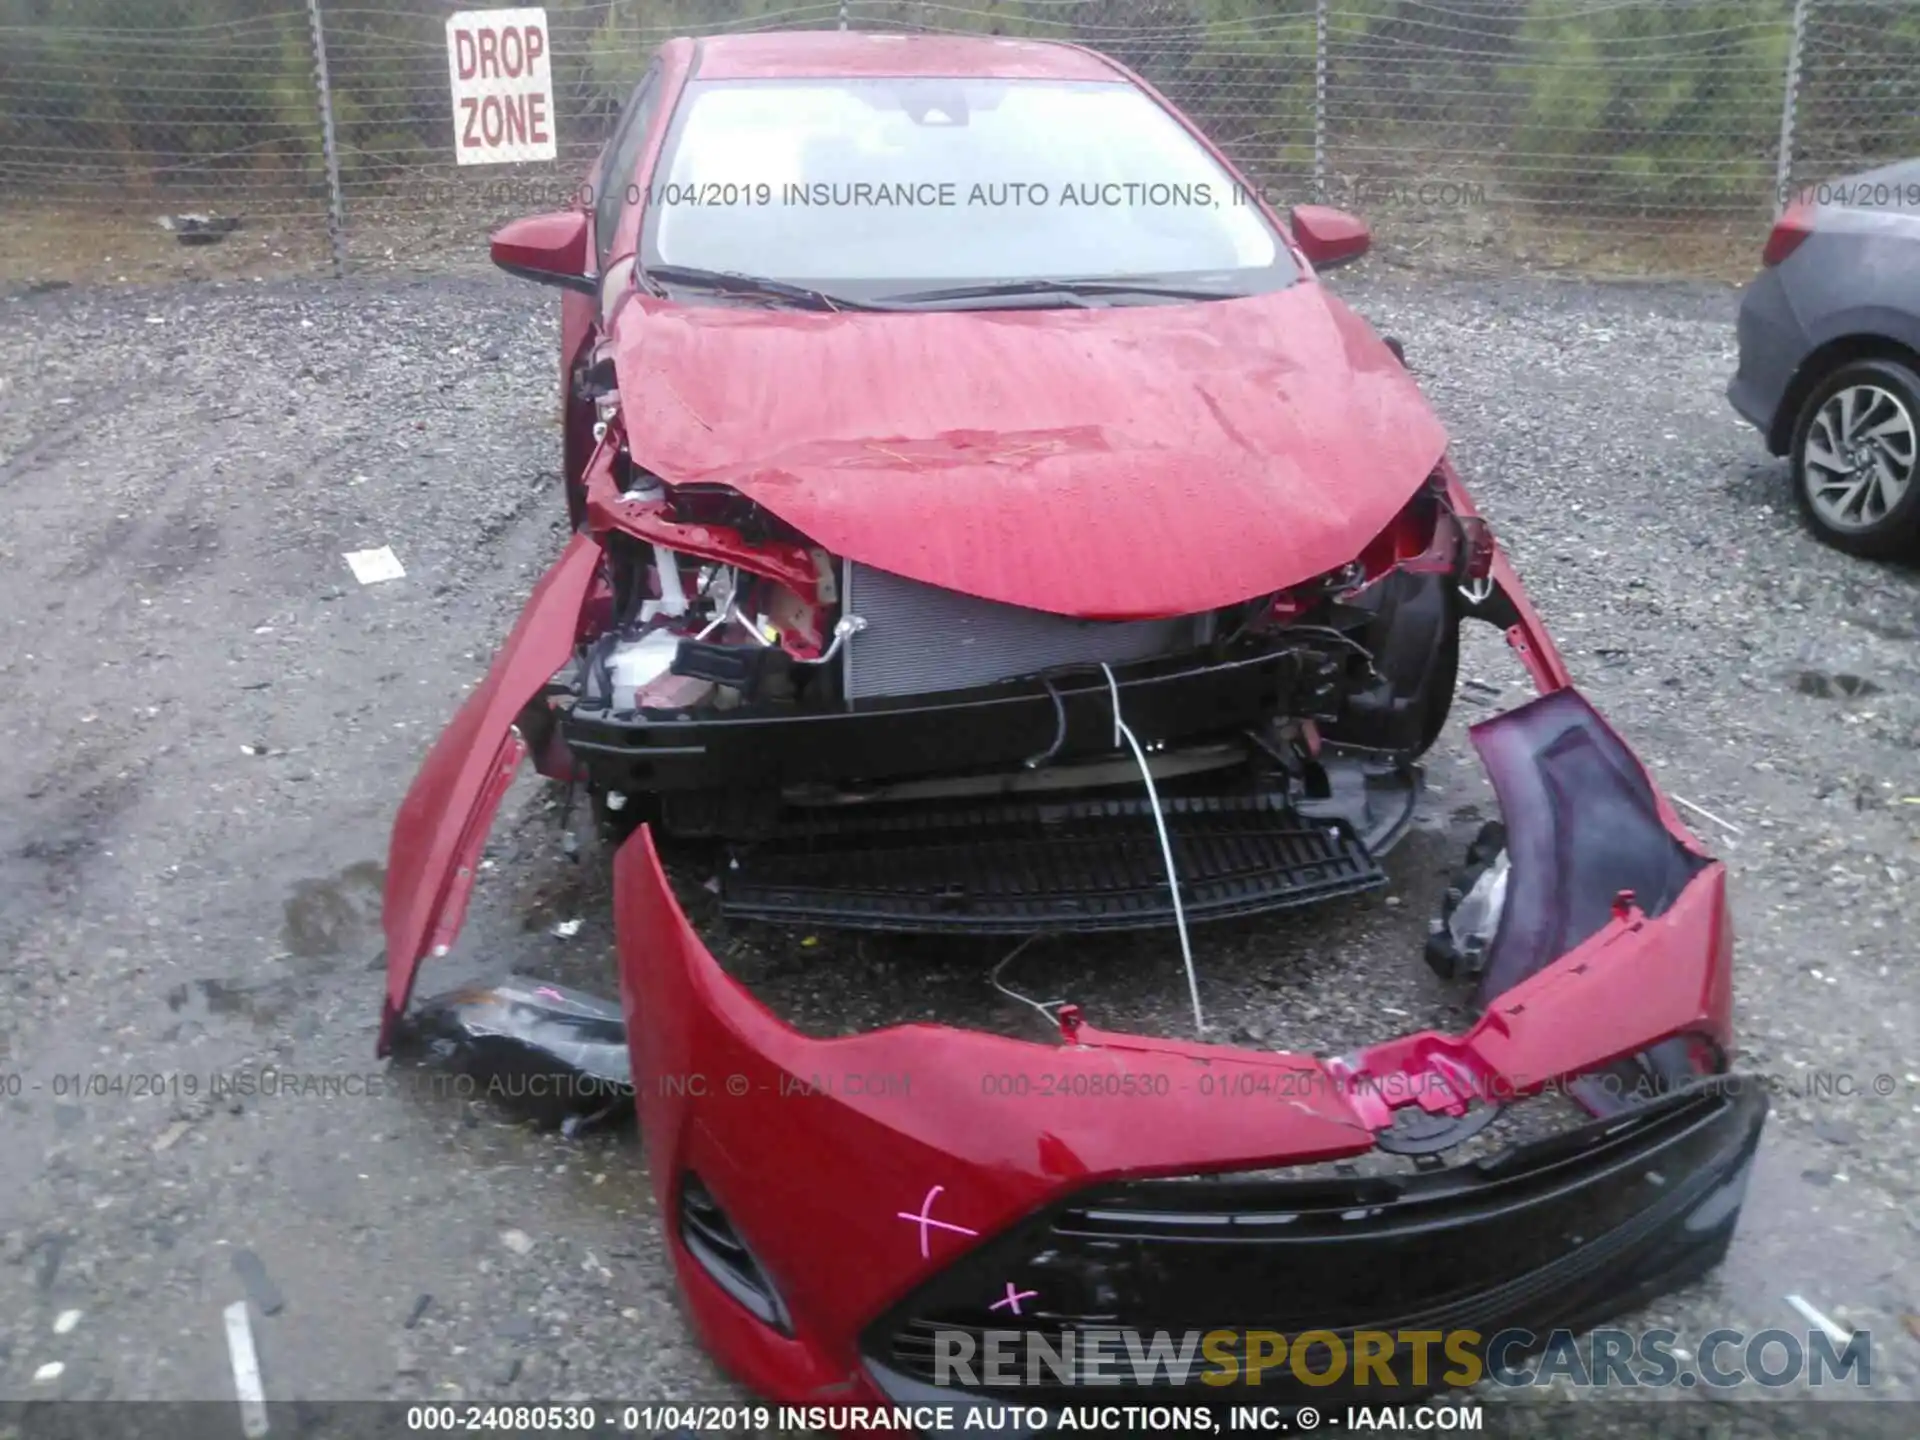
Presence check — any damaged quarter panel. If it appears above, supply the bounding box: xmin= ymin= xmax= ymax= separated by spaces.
xmin=380 ymin=532 xmax=604 ymax=1055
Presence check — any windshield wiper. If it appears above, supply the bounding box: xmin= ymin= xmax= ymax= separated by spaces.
xmin=877 ymin=277 xmax=1242 ymax=306
xmin=639 ymin=264 xmax=882 ymax=312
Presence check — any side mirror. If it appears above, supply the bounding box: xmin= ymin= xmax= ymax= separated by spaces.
xmin=491 ymin=210 xmax=596 ymax=294
xmin=1289 ymin=204 xmax=1371 ymax=271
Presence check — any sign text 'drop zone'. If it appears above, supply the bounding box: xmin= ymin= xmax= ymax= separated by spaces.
xmin=447 ymin=8 xmax=556 ymax=165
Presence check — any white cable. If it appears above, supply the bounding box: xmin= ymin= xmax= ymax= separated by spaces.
xmin=1101 ymin=664 xmax=1205 ymax=1036
xmin=989 ymin=934 xmax=1067 ymax=1035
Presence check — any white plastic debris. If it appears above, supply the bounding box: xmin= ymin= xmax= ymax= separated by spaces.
xmin=1785 ymin=1294 xmax=1852 ymax=1347
xmin=501 ymin=1229 xmax=534 ymax=1256
xmin=33 ymin=1362 xmax=63 ymax=1383
xmin=550 ymin=918 xmax=583 ymax=939
xmin=344 ymin=546 xmax=406 ymax=585
xmin=223 ymin=1301 xmax=270 ymax=1438
xmin=153 ymin=1120 xmax=191 ymax=1152
xmin=158 ymin=213 xmax=241 ymax=240
xmin=1672 ymin=794 xmax=1743 ymax=836
xmin=53 ymin=1309 xmax=81 ymax=1335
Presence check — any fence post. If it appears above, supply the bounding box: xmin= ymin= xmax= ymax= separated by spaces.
xmin=305 ymin=0 xmax=348 ymax=276
xmin=1313 ymin=0 xmax=1328 ymax=201
xmin=1775 ymin=0 xmax=1810 ymax=215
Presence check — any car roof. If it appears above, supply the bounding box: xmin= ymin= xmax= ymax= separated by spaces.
xmin=691 ymin=30 xmax=1123 ymax=83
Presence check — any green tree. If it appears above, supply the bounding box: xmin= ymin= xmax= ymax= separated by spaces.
xmin=1502 ymin=0 xmax=1791 ymax=207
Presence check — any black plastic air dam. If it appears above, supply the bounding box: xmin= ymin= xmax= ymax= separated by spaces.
xmin=719 ymin=789 xmax=1386 ymax=934
xmin=861 ymin=1080 xmax=1768 ymax=1420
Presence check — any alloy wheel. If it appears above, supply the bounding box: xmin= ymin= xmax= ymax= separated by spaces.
xmin=1801 ymin=383 xmax=1917 ymax=532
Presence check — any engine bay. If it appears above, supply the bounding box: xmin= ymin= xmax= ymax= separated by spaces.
xmin=520 ymin=426 xmax=1481 ymax=859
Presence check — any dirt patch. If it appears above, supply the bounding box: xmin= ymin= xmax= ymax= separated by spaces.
xmin=0 ymin=204 xmax=335 ymax=289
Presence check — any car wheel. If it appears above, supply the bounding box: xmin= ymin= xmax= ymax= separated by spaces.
xmin=1789 ymin=357 xmax=1920 ymax=557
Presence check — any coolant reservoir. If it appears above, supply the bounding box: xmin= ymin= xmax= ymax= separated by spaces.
xmin=608 ymin=629 xmax=684 ymax=711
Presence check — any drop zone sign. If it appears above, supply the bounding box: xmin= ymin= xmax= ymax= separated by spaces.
xmin=447 ymin=8 xmax=557 ymax=165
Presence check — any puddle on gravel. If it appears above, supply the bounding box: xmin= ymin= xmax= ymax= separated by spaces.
xmin=164 ymin=976 xmax=301 ymax=1026
xmin=157 ymin=973 xmax=335 ymax=1042
xmin=282 ymin=860 xmax=385 ymax=958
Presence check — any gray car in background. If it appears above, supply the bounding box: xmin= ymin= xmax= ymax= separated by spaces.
xmin=1729 ymin=157 xmax=1920 ymax=557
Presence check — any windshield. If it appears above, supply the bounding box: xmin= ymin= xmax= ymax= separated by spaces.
xmin=640 ymin=76 xmax=1296 ymax=301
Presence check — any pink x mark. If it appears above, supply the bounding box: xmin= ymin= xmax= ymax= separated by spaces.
xmin=895 ymin=1185 xmax=978 ymax=1259
xmin=989 ymin=1282 xmax=1038 ymax=1316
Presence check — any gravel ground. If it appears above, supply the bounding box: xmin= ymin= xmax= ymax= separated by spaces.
xmin=2 ymin=265 xmax=1918 ymax=1437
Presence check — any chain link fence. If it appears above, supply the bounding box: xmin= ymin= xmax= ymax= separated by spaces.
xmin=3 ymin=0 xmax=1918 ymax=284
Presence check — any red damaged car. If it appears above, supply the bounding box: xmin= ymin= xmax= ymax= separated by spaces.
xmin=380 ymin=31 xmax=1766 ymax=1421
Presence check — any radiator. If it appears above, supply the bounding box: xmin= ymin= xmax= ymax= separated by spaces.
xmin=840 ymin=561 xmax=1206 ymax=701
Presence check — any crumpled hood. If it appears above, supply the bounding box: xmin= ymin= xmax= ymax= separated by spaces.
xmin=613 ymin=283 xmax=1448 ymax=619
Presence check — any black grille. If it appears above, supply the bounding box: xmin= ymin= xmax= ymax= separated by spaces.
xmin=721 ymin=790 xmax=1384 ymax=933
xmin=678 ymin=1174 xmax=790 ymax=1333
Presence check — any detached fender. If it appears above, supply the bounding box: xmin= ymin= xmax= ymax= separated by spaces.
xmin=378 ymin=533 xmax=603 ymax=1055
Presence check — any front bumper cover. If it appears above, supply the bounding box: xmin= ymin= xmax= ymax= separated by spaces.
xmin=609 ymin=682 xmax=1755 ymax=1408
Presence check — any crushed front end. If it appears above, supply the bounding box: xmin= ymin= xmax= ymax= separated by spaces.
xmin=504 ymin=404 xmax=1474 ymax=937
xmin=376 ymin=415 xmax=1767 ymax=1419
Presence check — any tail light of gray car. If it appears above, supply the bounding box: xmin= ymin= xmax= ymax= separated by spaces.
xmin=1762 ymin=195 xmax=1816 ymax=266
